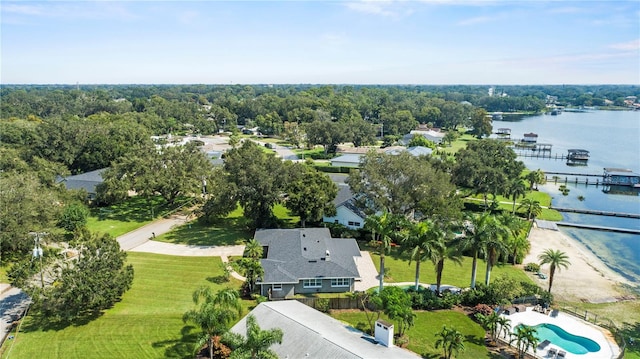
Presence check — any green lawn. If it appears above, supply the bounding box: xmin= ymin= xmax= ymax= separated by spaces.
xmin=154 ymin=204 xmax=299 ymax=246
xmin=1 ymin=253 xmax=245 ymax=359
xmin=332 ymin=310 xmax=491 ymax=359
xmin=87 ymin=196 xmax=192 ymax=238
xmin=366 ymin=247 xmax=532 ymax=289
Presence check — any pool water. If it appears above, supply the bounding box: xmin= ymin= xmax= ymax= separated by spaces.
xmin=531 ymin=323 xmax=601 ymax=354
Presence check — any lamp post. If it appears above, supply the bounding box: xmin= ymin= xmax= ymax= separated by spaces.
xmin=30 ymin=232 xmax=46 ymax=289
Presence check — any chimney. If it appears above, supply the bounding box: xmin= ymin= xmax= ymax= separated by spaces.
xmin=374 ymin=319 xmax=394 ymax=347
xmin=325 ymin=250 xmax=330 ymax=261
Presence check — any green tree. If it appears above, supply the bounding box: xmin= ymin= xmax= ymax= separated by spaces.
xmin=378 ymin=286 xmax=416 ymax=337
xmin=526 ymin=169 xmax=546 ymax=190
xmin=511 ymin=324 xmax=538 ymax=359
xmin=183 ymin=287 xmax=243 ymax=359
xmin=284 ymin=164 xmax=337 ymax=227
xmin=407 ymin=135 xmax=436 ymax=149
xmin=538 ymin=249 xmax=571 ymax=293
xmin=497 ymin=316 xmax=512 ymax=341
xmin=57 ymin=203 xmax=89 ymax=232
xmin=223 ymin=141 xmax=286 ymax=228
xmin=517 ymin=198 xmax=542 ymax=220
xmin=403 ymin=220 xmax=444 ymax=291
xmin=506 ymin=178 xmax=527 ymax=214
xmin=453 ymin=139 xmax=524 ymax=209
xmin=364 ymin=212 xmax=396 ymax=293
xmin=483 ymin=220 xmax=509 ymax=286
xmin=442 ymin=131 xmax=459 ymax=146
xmin=433 ymin=225 xmax=462 ymax=294
xmin=243 ymin=239 xmax=263 ymax=260
xmin=435 ymin=325 xmax=466 ymax=359
xmin=348 ymin=151 xmax=460 ymax=221
xmin=461 ymin=213 xmax=505 ymax=289
xmin=236 ymin=258 xmax=264 ymax=294
xmin=499 ymin=213 xmax=529 ymax=265
xmin=470 ymin=108 xmax=493 ymax=138
xmin=224 ymin=314 xmax=283 ymax=359
xmin=14 ymin=229 xmax=134 ymax=324
xmin=303 ymin=120 xmax=346 ymax=155
xmin=346 ymin=117 xmax=377 ymax=147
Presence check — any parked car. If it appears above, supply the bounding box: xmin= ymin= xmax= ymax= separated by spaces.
xmin=537 ymin=272 xmax=547 ymax=279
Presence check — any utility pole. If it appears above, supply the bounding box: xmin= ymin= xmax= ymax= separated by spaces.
xmin=30 ymin=232 xmax=46 ymax=289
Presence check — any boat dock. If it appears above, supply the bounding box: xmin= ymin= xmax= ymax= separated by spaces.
xmin=556 ymin=222 xmax=640 ymax=234
xmin=551 ymin=206 xmax=640 ymax=219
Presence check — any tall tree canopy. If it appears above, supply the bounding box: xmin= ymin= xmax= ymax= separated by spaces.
xmin=453 ymin=139 xmax=524 ymax=207
xmin=348 ymin=151 xmax=461 ymax=221
xmin=284 ymin=163 xmax=337 ymax=227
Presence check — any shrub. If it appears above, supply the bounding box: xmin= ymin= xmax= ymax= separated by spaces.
xmin=315 ymin=298 xmax=331 ymax=313
xmin=524 ymin=263 xmax=540 ymax=272
xmin=472 ymin=304 xmax=494 ymax=317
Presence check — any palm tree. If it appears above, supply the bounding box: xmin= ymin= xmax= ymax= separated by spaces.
xmin=434 ymin=225 xmax=462 ymax=294
xmin=237 ymin=257 xmax=264 ymax=293
xmin=403 ymin=220 xmax=444 ymax=291
xmin=243 ymin=239 xmax=263 ymax=260
xmin=538 ymin=248 xmax=571 ymax=293
xmin=461 ymin=213 xmax=506 ymax=289
xmin=517 ymin=198 xmax=542 ymax=220
xmin=435 ymin=325 xmax=466 ymax=359
xmin=365 ymin=212 xmax=395 ymax=293
xmin=526 ymin=169 xmax=546 ymax=190
xmin=483 ymin=221 xmax=509 ymax=285
xmin=183 ymin=287 xmax=243 ymax=359
xmin=506 ymin=179 xmax=527 ymax=214
xmin=226 ymin=314 xmax=283 ymax=359
xmin=497 ymin=316 xmax=512 ymax=341
xmin=498 ymin=213 xmax=529 ymax=265
xmin=511 ymin=324 xmax=538 ymax=359
xmin=476 ymin=311 xmax=500 ymax=343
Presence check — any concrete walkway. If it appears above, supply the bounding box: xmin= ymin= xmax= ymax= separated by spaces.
xmin=0 ymin=285 xmax=30 ymax=346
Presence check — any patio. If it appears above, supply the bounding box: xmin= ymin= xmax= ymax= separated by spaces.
xmin=500 ymin=307 xmax=621 ymax=359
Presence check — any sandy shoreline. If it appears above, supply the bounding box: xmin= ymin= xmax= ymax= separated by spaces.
xmin=523 ymin=224 xmax=634 ymax=303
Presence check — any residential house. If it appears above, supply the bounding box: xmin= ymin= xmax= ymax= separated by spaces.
xmin=255 ymin=228 xmax=362 ymax=299
xmin=323 ymin=185 xmax=366 ymax=229
xmin=230 ymin=300 xmax=421 ymax=359
xmin=330 ymin=153 xmax=363 ymax=168
xmin=56 ymin=168 xmax=107 ymax=200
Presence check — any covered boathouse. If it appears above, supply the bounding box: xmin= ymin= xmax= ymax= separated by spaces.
xmin=603 ymin=168 xmax=640 ymax=187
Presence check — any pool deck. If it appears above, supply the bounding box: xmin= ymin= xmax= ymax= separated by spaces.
xmin=501 ymin=308 xmax=620 ymax=359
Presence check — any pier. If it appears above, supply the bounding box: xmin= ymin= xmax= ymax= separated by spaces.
xmin=556 ymin=222 xmax=640 ymax=234
xmin=551 ymin=206 xmax=640 ymax=219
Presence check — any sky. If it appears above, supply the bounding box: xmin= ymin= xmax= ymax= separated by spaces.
xmin=1 ymin=1 xmax=639 ymax=85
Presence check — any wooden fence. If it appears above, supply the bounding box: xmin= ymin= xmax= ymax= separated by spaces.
xmin=292 ymin=297 xmax=364 ymax=311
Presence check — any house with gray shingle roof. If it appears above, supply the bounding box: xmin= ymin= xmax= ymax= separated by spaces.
xmin=255 ymin=228 xmax=362 ymax=299
xmin=323 ymin=185 xmax=366 ymax=229
xmin=230 ymin=300 xmax=421 ymax=359
xmin=56 ymin=168 xmax=107 ymax=199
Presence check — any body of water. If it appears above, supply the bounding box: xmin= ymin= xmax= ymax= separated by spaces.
xmin=493 ymin=110 xmax=640 ymax=285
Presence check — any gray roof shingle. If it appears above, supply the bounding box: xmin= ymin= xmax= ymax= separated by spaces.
xmin=255 ymin=228 xmax=362 ymax=284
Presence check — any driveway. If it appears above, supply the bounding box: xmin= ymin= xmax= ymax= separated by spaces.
xmin=0 ymin=286 xmax=30 ymax=345
xmin=129 ymin=241 xmax=245 ymax=257
xmin=354 ymin=251 xmax=379 ymax=292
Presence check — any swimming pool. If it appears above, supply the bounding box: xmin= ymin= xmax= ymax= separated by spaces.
xmin=530 ymin=323 xmax=601 ymax=354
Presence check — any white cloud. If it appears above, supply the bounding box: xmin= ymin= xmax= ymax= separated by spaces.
xmin=609 ymin=39 xmax=640 ymax=51
xmin=1 ymin=2 xmax=137 ymax=21
xmin=344 ymin=0 xmax=397 ymax=17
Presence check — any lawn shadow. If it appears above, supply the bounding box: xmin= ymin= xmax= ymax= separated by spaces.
xmin=465 ymin=334 xmax=485 ymax=346
xmin=421 ymin=353 xmax=439 ymax=359
xmin=92 ymin=196 xmax=192 ymax=223
xmin=20 ymin=310 xmax=104 ymax=332
xmin=152 ymin=325 xmax=199 ymax=359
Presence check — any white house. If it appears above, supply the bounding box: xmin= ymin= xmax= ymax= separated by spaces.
xmin=323 ymin=185 xmax=366 ymax=229
xmin=330 ymin=153 xmax=363 ymax=168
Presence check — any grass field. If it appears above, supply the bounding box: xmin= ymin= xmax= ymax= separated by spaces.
xmin=332 ymin=309 xmax=492 ymax=359
xmin=366 ymin=247 xmax=532 ymax=289
xmin=1 ymin=253 xmax=245 ymax=359
xmin=154 ymin=204 xmax=299 ymax=246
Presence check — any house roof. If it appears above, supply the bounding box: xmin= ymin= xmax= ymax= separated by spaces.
xmin=406 ymin=146 xmax=433 ymax=157
xmin=255 ymin=228 xmax=361 ymax=284
xmin=334 ymin=184 xmax=354 ymax=206
xmin=56 ymin=168 xmax=107 ymax=194
xmin=330 ymin=154 xmax=363 ymax=165
xmin=230 ymin=301 xmax=421 ymax=359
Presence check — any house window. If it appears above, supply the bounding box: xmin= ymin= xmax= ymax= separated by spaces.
xmin=303 ymin=279 xmax=322 ymax=288
xmin=272 ymin=284 xmax=282 ymax=291
xmin=348 ymin=221 xmax=361 ymax=227
xmin=331 ymin=278 xmax=350 ymax=287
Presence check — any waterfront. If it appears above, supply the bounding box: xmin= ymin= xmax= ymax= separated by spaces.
xmin=494 ymin=110 xmax=640 ymax=285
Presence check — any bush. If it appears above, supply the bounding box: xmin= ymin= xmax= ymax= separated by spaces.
xmin=524 ymin=263 xmax=540 ymax=272
xmin=315 ymin=298 xmax=331 ymax=313
xmin=472 ymin=303 xmax=494 ymax=317
xmin=406 ymin=288 xmax=460 ymax=310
